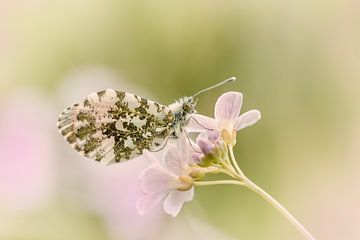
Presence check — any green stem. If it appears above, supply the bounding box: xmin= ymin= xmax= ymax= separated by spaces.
xmin=228 ymin=145 xmax=245 ymax=178
xmin=194 ymin=180 xmax=245 ymax=187
xmin=215 ymin=168 xmax=238 ymax=178
xmin=227 ymin=145 xmax=316 ymax=240
xmin=221 ymin=161 xmax=240 ymax=178
xmin=201 ymin=166 xmax=237 ymax=179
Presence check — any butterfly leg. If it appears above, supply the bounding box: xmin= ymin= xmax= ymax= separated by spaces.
xmin=188 ymin=115 xmax=214 ymax=131
xmin=184 ymin=130 xmax=202 ymax=153
xmin=149 ymin=135 xmax=171 ymax=153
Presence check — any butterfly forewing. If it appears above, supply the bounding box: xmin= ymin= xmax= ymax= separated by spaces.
xmin=57 ymin=89 xmax=175 ymax=164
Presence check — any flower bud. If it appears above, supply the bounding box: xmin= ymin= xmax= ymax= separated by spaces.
xmin=192 ymin=152 xmax=204 ymax=164
xmin=207 ymin=130 xmax=220 ymax=142
xmin=189 ymin=168 xmax=205 ymax=180
xmin=197 ymin=138 xmax=215 ymax=155
xmin=177 ymin=175 xmax=194 ymax=191
xmin=195 ymin=130 xmax=229 ymax=166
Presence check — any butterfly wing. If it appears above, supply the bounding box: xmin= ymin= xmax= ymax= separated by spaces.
xmin=57 ymin=89 xmax=175 ymax=164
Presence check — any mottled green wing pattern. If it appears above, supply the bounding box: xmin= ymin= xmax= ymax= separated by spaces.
xmin=57 ymin=89 xmax=175 ymax=164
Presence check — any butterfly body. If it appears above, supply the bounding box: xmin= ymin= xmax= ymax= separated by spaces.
xmin=167 ymin=96 xmax=196 ymax=137
xmin=57 ymin=89 xmax=196 ymax=164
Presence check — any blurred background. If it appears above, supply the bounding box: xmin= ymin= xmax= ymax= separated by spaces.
xmin=0 ymin=0 xmax=359 ymax=239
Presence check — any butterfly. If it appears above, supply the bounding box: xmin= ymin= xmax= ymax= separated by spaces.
xmin=57 ymin=77 xmax=235 ymax=165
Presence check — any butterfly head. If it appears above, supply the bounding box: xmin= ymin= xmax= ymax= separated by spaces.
xmin=182 ymin=96 xmax=197 ymax=114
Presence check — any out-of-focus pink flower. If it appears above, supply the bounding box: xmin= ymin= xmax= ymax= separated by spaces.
xmin=137 ymin=136 xmax=195 ymax=217
xmin=0 ymin=89 xmax=55 ymax=212
xmin=77 ymin=157 xmax=166 ymax=240
xmin=187 ymin=91 xmax=261 ymax=145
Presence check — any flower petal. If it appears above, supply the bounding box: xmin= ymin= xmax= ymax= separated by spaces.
xmin=163 ymin=136 xmax=196 ymax=175
xmin=177 ymin=134 xmax=196 ymax=165
xmin=183 ymin=187 xmax=194 ymax=202
xmin=143 ymin=150 xmax=160 ymax=164
xmin=163 ymin=189 xmax=194 ymax=217
xmin=214 ymin=92 xmax=243 ymax=122
xmin=163 ymin=145 xmax=183 ymax=176
xmin=186 ymin=114 xmax=218 ymax=132
xmin=136 ymin=191 xmax=168 ymax=215
xmin=140 ymin=165 xmax=178 ymax=193
xmin=235 ymin=110 xmax=261 ymax=130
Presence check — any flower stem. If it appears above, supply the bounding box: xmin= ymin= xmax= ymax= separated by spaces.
xmin=227 ymin=145 xmax=316 ymax=240
xmin=194 ymin=180 xmax=245 ymax=187
xmin=243 ymin=176 xmax=316 ymax=240
xmin=228 ymin=145 xmax=245 ymax=178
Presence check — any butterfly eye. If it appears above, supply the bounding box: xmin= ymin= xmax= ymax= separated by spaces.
xmin=183 ymin=103 xmax=193 ymax=113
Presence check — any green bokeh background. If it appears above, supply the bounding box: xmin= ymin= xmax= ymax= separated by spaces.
xmin=1 ymin=1 xmax=359 ymax=239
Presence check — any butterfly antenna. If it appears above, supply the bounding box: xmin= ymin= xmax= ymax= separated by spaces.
xmin=192 ymin=76 xmax=236 ymax=98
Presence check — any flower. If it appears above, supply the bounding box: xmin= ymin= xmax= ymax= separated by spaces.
xmin=136 ymin=136 xmax=196 ymax=217
xmin=187 ymin=91 xmax=261 ymax=145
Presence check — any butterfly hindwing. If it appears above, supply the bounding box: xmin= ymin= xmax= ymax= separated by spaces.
xmin=57 ymin=89 xmax=175 ymax=164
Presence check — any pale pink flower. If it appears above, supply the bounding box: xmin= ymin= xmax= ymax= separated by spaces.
xmin=187 ymin=91 xmax=261 ymax=145
xmin=137 ymin=136 xmax=195 ymax=217
xmin=76 ymin=157 xmax=166 ymax=240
